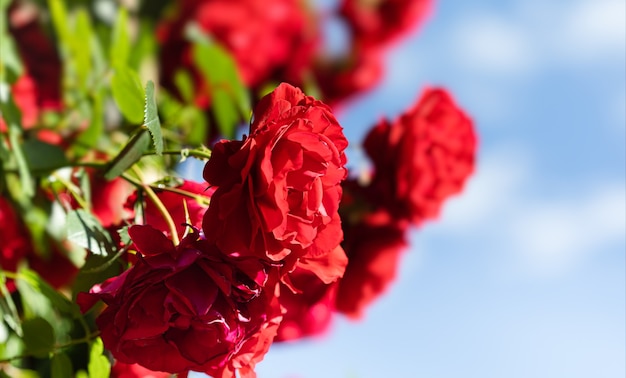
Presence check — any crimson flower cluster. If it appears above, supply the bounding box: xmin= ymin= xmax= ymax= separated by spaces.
xmin=78 ymin=83 xmax=350 ymax=377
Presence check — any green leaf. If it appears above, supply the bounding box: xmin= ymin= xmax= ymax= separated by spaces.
xmin=22 ymin=139 xmax=69 ymax=174
xmin=192 ymin=42 xmax=250 ymax=138
xmin=22 ymin=317 xmax=55 ymax=358
xmin=0 ymin=90 xmax=33 ymax=198
xmin=0 ymin=33 xmax=23 ymax=78
xmin=73 ymin=9 xmax=93 ymax=89
xmin=104 ymin=129 xmax=151 ymax=180
xmin=74 ymin=88 xmax=105 ymax=155
xmin=128 ymin=20 xmax=157 ymax=69
xmin=144 ymin=80 xmax=163 ymax=155
xmin=88 ymin=338 xmax=111 ymax=378
xmin=174 ymin=69 xmax=195 ymax=103
xmin=0 ymin=273 xmax=22 ymax=336
xmin=110 ymin=66 xmax=145 ymax=124
xmin=17 ymin=268 xmax=80 ymax=317
xmin=51 ymin=352 xmax=73 ymax=378
xmin=109 ymin=7 xmax=130 ymax=66
xmin=48 ymin=0 xmax=71 ymax=45
xmin=66 ymin=209 xmax=115 ymax=256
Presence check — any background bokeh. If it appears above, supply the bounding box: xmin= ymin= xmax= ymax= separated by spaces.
xmin=252 ymin=0 xmax=625 ymax=376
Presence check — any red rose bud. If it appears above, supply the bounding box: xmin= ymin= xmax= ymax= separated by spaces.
xmin=336 ymin=210 xmax=408 ymax=318
xmin=363 ymin=88 xmax=477 ymax=225
xmin=78 ymin=225 xmax=282 ymax=378
xmin=202 ymin=83 xmax=348 ymax=281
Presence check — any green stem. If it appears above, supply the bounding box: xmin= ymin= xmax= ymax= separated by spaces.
xmin=0 ymin=331 xmax=101 ymax=364
xmin=125 ymin=167 xmax=180 ymax=246
xmin=143 ymin=148 xmax=212 ymax=160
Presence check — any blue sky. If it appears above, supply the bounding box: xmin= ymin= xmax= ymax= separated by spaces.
xmin=250 ymin=0 xmax=626 ymax=377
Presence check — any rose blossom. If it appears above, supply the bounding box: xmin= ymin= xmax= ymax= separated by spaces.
xmin=202 ymin=83 xmax=348 ymax=281
xmin=363 ymin=88 xmax=477 ymax=225
xmin=78 ymin=225 xmax=282 ymax=378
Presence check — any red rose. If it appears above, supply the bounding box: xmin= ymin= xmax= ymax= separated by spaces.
xmin=79 ymin=225 xmax=282 ymax=378
xmin=202 ymin=83 xmax=348 ymax=280
xmin=335 ymin=210 xmax=407 ymax=318
xmin=340 ymin=0 xmax=432 ymax=49
xmin=363 ymin=88 xmax=477 ymax=225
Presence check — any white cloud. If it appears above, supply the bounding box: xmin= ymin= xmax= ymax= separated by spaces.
xmin=558 ymin=0 xmax=626 ymax=62
xmin=510 ymin=184 xmax=626 ymax=275
xmin=448 ymin=0 xmax=626 ymax=77
xmin=451 ymin=14 xmax=535 ymax=75
xmin=423 ymin=147 xmax=625 ymax=277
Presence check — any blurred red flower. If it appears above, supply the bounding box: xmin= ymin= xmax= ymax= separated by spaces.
xmin=340 ymin=0 xmax=432 ymax=49
xmin=363 ymin=88 xmax=477 ymax=225
xmin=336 ymin=209 xmax=407 ymax=318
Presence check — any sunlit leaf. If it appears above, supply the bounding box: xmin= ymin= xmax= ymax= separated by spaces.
xmin=73 ymin=9 xmax=93 ymax=89
xmin=111 ymin=66 xmax=145 ymax=124
xmin=88 ymin=338 xmax=111 ymax=378
xmin=17 ymin=268 xmax=80 ymax=317
xmin=110 ymin=7 xmax=130 ymax=66
xmin=192 ymin=42 xmax=250 ymax=138
xmin=144 ymin=80 xmax=163 ymax=155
